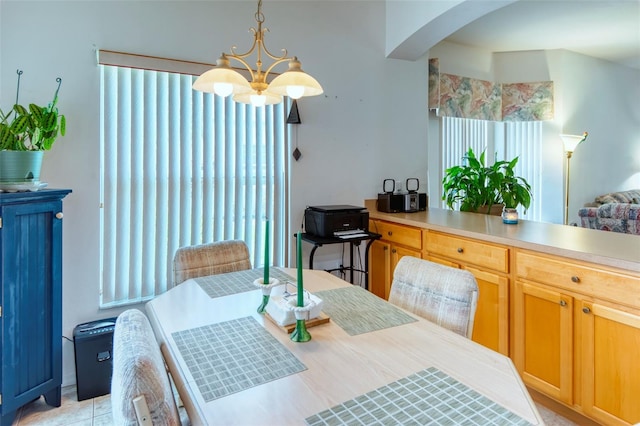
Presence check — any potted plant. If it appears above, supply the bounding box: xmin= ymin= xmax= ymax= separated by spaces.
xmin=0 ymin=69 xmax=66 ymax=185
xmin=442 ymin=147 xmax=532 ymax=215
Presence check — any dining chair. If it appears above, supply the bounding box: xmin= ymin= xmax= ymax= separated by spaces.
xmin=111 ymin=309 xmax=181 ymax=426
xmin=172 ymin=240 xmax=252 ymax=285
xmin=388 ymin=256 xmax=479 ymax=339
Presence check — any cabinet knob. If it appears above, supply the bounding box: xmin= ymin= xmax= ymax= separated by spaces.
xmin=457 ymin=247 xmax=464 ymax=253
xmin=559 ymin=300 xmax=567 ymax=307
xmin=55 ymin=212 xmax=63 ymax=219
xmin=571 ymin=276 xmax=580 ymax=283
xmin=582 ymin=307 xmax=591 ymax=314
xmin=387 ymin=231 xmax=392 ymax=236
xmin=391 ymin=249 xmax=397 ymax=254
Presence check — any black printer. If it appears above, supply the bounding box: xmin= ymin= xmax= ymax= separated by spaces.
xmin=304 ymin=205 xmax=369 ymax=237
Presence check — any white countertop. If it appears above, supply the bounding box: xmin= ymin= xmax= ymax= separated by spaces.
xmin=364 ymin=200 xmax=640 ymax=273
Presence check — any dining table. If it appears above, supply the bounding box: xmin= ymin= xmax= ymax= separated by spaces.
xmin=145 ymin=267 xmax=544 ymax=425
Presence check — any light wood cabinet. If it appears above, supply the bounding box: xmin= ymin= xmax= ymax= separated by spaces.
xmin=424 ymin=231 xmax=508 ymax=273
xmin=368 ymin=220 xmax=421 ymax=300
xmin=424 ymin=231 xmax=509 ymax=355
xmin=514 ymin=250 xmax=640 ymax=425
xmin=580 ymin=300 xmax=640 ymax=425
xmin=513 ymin=280 xmax=573 ymax=404
xmin=466 ymin=266 xmax=509 ymax=354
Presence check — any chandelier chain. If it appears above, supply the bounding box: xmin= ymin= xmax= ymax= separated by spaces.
xmin=255 ymin=0 xmax=265 ymax=24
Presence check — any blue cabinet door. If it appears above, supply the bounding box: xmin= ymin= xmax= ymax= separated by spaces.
xmin=0 ymin=190 xmax=70 ymax=426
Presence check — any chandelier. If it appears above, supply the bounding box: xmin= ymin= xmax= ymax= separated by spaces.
xmin=192 ymin=0 xmax=323 ymax=107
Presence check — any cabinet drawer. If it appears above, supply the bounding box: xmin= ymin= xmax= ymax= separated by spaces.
xmin=425 ymin=231 xmax=508 ymax=273
xmin=516 ymin=250 xmax=640 ymax=307
xmin=369 ymin=220 xmax=421 ymax=250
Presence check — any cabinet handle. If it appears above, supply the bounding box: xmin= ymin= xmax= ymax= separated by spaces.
xmin=55 ymin=212 xmax=63 ymax=219
xmin=387 ymin=231 xmax=393 ymax=236
xmin=457 ymin=247 xmax=464 ymax=253
xmin=383 ymin=246 xmax=388 ymax=251
xmin=571 ymin=276 xmax=580 ymax=283
xmin=559 ymin=300 xmax=567 ymax=307
xmin=392 ymin=249 xmax=397 ymax=254
xmin=582 ymin=307 xmax=591 ymax=314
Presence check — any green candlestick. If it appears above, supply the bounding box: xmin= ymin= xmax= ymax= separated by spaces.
xmin=297 ymin=232 xmax=303 ymax=307
xmin=291 ymin=232 xmax=311 ymax=342
xmin=264 ymin=219 xmax=269 ymax=284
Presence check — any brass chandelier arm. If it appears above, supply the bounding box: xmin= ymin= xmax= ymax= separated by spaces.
xmin=223 ymin=8 xmax=293 ymax=92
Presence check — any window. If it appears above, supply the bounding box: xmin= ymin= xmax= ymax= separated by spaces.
xmin=99 ymin=53 xmax=288 ymax=308
xmin=439 ymin=117 xmax=542 ymax=221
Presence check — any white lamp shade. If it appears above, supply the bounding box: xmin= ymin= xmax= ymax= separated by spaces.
xmin=559 ymin=134 xmax=586 ymax=153
xmin=233 ymin=90 xmax=282 ymax=107
xmin=269 ymin=58 xmax=323 ymax=99
xmin=192 ymin=67 xmax=252 ymax=97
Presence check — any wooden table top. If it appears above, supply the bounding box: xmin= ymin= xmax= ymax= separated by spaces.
xmin=146 ymin=268 xmax=543 ymax=426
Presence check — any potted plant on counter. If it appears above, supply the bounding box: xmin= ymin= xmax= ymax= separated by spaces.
xmin=0 ymin=69 xmax=66 ymax=188
xmin=442 ymin=147 xmax=532 ymax=215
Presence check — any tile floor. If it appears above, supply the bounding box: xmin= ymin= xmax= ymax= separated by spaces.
xmin=12 ymin=385 xmax=576 ymax=426
xmin=11 ymin=386 xmax=112 ymax=426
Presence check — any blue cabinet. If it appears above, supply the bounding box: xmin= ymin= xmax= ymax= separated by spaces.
xmin=0 ymin=189 xmax=71 ymax=426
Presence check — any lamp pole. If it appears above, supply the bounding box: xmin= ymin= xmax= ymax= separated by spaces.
xmin=564 ymin=150 xmax=573 ymax=225
xmin=560 ymin=132 xmax=587 ymax=225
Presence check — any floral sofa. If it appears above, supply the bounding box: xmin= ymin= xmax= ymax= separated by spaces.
xmin=578 ymin=189 xmax=640 ymax=235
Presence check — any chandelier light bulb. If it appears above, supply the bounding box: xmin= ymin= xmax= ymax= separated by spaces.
xmin=251 ymin=94 xmax=267 ymax=107
xmin=286 ymin=85 xmax=305 ymax=99
xmin=213 ymin=82 xmax=234 ymax=98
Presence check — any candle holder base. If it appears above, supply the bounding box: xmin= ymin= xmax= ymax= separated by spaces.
xmin=290 ymin=320 xmax=311 ymax=342
xmin=290 ymin=301 xmax=315 ymax=342
xmin=253 ymin=278 xmax=281 ymax=314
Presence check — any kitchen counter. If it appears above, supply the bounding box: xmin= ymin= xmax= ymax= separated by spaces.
xmin=364 ymin=199 xmax=640 ymax=273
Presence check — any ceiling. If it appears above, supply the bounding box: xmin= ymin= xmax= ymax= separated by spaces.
xmin=444 ymin=0 xmax=640 ymax=70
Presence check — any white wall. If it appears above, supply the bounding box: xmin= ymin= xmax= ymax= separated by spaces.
xmin=385 ymin=0 xmax=517 ymax=60
xmin=1 ymin=1 xmax=428 ymax=385
xmin=428 ymin=41 xmax=640 ymax=224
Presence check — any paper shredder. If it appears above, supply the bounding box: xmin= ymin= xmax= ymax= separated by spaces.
xmin=73 ymin=317 xmax=117 ymax=401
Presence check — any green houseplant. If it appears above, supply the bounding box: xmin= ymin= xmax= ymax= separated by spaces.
xmin=442 ymin=147 xmax=532 ymax=214
xmin=0 ymin=70 xmax=66 ymax=183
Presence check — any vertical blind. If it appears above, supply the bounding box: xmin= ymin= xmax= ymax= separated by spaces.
xmin=503 ymin=121 xmax=542 ymax=221
xmin=99 ymin=63 xmax=287 ymax=308
xmin=441 ymin=117 xmax=489 ymax=209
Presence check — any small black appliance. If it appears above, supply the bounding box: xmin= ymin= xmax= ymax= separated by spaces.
xmin=73 ymin=317 xmax=117 ymax=401
xmin=377 ymin=179 xmax=404 ymax=213
xmin=405 ymin=178 xmax=428 ymax=212
xmin=305 ymin=205 xmax=369 ymax=237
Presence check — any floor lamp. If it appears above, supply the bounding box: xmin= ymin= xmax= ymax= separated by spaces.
xmin=559 ymin=132 xmax=588 ymax=225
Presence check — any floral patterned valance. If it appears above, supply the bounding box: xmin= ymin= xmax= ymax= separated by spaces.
xmin=428 ymin=58 xmax=554 ymax=122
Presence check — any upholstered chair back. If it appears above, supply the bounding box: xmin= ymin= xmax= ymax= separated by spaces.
xmin=389 ymin=256 xmax=479 ymax=339
xmin=111 ymin=309 xmax=181 ymax=425
xmin=173 ymin=240 xmax=252 ymax=285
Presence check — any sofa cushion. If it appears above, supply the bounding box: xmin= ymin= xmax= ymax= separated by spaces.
xmin=594 ymin=189 xmax=640 ymax=205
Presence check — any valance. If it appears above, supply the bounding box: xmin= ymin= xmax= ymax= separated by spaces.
xmin=428 ymin=58 xmax=554 ymax=122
